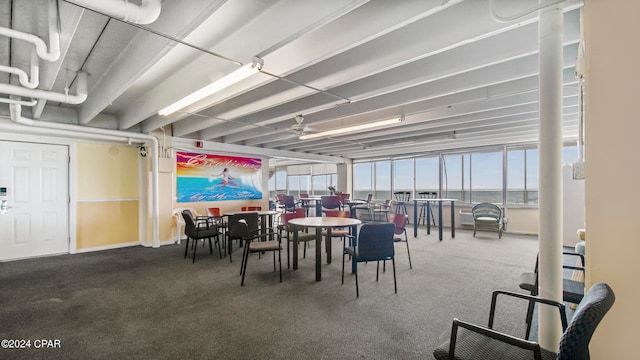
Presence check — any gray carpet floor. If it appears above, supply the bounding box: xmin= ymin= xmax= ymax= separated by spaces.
xmin=0 ymin=227 xmax=540 ymax=360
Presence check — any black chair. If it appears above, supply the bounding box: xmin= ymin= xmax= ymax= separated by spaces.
xmin=342 ymin=222 xmax=396 ymax=297
xmin=433 ymin=282 xmax=615 ymax=360
xmin=227 ymin=212 xmax=261 ymax=263
xmin=235 ymin=212 xmax=282 ymax=286
xmin=181 ymin=210 xmax=222 ymax=263
xmin=519 ymin=252 xmax=586 ymax=339
xmin=417 ymin=191 xmax=437 ymax=226
xmin=393 ymin=191 xmax=411 ymax=223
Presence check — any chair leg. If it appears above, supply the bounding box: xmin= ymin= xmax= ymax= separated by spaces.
xmin=241 ymin=247 xmax=250 ymax=286
xmin=405 ymin=233 xmax=412 ymax=269
xmin=341 ymin=251 xmax=345 ymax=285
xmin=208 ymin=237 xmax=213 ymax=254
xmin=240 ymin=242 xmax=249 ymax=275
xmin=278 ymin=249 xmax=282 ymax=283
xmin=392 ymin=258 xmax=397 ymax=294
xmin=184 ymin=237 xmax=190 ymax=258
xmin=376 ymin=261 xmax=380 ymax=281
xmin=216 ymin=235 xmax=223 ymax=259
xmin=192 ymin=238 xmax=198 ymax=263
xmin=355 ymin=265 xmax=359 ymax=298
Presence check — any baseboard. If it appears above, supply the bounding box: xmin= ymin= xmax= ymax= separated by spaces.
xmin=75 ymin=241 xmax=141 ymax=253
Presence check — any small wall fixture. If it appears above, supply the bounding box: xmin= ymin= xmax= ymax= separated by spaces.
xmin=299 ymin=117 xmax=402 ymax=140
xmin=159 ymin=57 xmax=264 ymax=116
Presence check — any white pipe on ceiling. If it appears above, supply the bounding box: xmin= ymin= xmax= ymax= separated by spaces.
xmin=69 ymin=0 xmax=162 ymax=25
xmin=6 ymin=104 xmax=161 ymax=249
xmin=0 ymin=0 xmax=60 ymax=62
xmin=0 ymin=49 xmax=40 ymax=88
xmin=0 ymin=72 xmax=87 ymax=104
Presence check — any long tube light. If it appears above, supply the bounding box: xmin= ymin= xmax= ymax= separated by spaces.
xmin=159 ymin=57 xmax=263 ymax=116
xmin=299 ymin=117 xmax=402 ymax=140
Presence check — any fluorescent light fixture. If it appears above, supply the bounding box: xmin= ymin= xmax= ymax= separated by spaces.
xmin=299 ymin=117 xmax=402 ymax=140
xmin=159 ymin=57 xmax=263 ymax=116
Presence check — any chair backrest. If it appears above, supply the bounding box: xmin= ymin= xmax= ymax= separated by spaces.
xmin=393 ymin=191 xmax=410 ymax=201
xmin=337 ymin=193 xmax=350 ymax=205
xmin=365 ymin=193 xmax=372 ymax=204
xmin=181 ymin=210 xmax=197 ymax=237
xmin=299 ymin=193 xmax=309 ymax=199
xmin=281 ymin=211 xmax=305 ymax=226
xmin=557 ymin=282 xmax=615 ymax=360
xmin=418 ymin=191 xmax=437 ymax=199
xmin=228 ymin=212 xmax=259 ymax=239
xmin=356 ymin=223 xmax=396 ymax=262
xmin=325 ymin=210 xmax=350 ymax=218
xmin=321 ymin=195 xmax=341 ymax=211
xmin=206 ymin=207 xmax=221 ymax=217
xmin=283 ymin=195 xmax=296 ymax=211
xmin=391 ymin=213 xmax=407 ymax=235
xmin=471 ymin=202 xmax=502 ymax=221
xmin=241 ymin=206 xmax=262 ymax=211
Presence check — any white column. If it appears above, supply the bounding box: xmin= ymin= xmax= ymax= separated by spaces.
xmin=537 ymin=1 xmax=564 ymax=349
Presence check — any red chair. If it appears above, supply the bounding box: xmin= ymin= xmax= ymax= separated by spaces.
xmin=278 ymin=211 xmax=316 ymax=269
xmin=324 ymin=210 xmax=352 ymax=253
xmin=241 ymin=206 xmax=262 ymax=211
xmin=391 ymin=214 xmax=411 ymax=269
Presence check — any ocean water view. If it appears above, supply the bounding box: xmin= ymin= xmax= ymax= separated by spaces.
xmin=177 ymin=176 xmax=262 ymax=202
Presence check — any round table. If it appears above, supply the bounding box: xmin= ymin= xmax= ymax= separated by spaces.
xmin=288 ymin=217 xmax=361 ymax=281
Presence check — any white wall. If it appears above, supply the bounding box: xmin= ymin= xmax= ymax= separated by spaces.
xmin=584 ymin=1 xmax=640 ymax=357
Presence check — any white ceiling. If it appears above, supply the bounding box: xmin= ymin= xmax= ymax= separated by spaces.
xmin=0 ymin=0 xmax=583 ymax=163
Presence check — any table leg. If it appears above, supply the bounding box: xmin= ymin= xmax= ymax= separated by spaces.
xmin=293 ymin=225 xmax=299 ymax=270
xmin=315 ymin=200 xmax=322 ymax=217
xmin=315 ymin=227 xmax=322 ymax=281
xmin=426 ymin=202 xmax=431 ymax=234
xmin=438 ymin=201 xmax=443 ymax=241
xmin=326 ymin=227 xmax=332 ymax=264
xmin=450 ymin=200 xmax=455 ymax=238
xmin=413 ymin=200 xmax=418 ymax=237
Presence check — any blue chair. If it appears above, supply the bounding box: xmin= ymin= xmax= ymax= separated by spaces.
xmin=341 ymin=223 xmax=396 ymax=298
xmin=433 ymin=282 xmax=615 ymax=360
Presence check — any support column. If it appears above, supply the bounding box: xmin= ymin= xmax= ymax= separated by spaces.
xmin=537 ymin=1 xmax=564 ymax=349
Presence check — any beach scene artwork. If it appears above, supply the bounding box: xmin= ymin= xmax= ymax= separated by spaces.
xmin=176 ymin=152 xmax=263 ymax=202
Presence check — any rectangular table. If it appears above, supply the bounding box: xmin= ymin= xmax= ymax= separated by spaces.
xmin=411 ymin=198 xmax=457 ymax=241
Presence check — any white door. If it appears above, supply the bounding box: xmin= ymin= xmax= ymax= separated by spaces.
xmin=0 ymin=141 xmax=69 ymax=261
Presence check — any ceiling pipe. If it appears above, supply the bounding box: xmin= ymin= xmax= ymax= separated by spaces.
xmin=0 ymin=72 xmax=87 ymax=104
xmin=7 ymin=103 xmax=160 ymax=249
xmin=0 ymin=49 xmax=40 ymax=88
xmin=68 ymin=0 xmax=162 ymax=25
xmin=0 ymin=97 xmax=37 ymax=106
xmin=0 ymin=0 xmax=60 ymax=62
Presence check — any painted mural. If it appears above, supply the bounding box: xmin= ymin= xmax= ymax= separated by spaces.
xmin=176 ymin=152 xmax=262 ymax=202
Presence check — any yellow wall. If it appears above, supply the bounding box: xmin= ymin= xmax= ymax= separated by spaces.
xmin=585 ymin=1 xmax=640 ymax=357
xmin=76 ymin=143 xmax=139 ymax=249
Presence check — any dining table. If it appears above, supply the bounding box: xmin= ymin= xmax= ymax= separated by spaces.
xmin=411 ymin=198 xmax=457 ymax=241
xmin=288 ymin=216 xmax=361 ymax=281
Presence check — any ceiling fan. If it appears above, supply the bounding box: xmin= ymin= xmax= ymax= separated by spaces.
xmin=288 ymin=114 xmax=312 ymax=136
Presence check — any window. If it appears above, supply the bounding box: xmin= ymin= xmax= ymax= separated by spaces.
xmin=415 ymin=156 xmax=439 ymax=194
xmin=443 ymin=154 xmax=464 ymax=201
xmin=393 ymin=159 xmax=414 ymax=199
xmin=288 ymin=175 xmax=309 ymax=198
xmin=470 ymin=151 xmax=502 ymax=203
xmin=269 ymin=168 xmax=287 ymax=199
xmin=375 ymin=161 xmax=391 ymax=200
xmin=353 ymin=162 xmax=373 ymax=200
xmin=311 ymin=174 xmax=336 ymax=196
xmin=506 ymin=147 xmax=538 ymax=205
